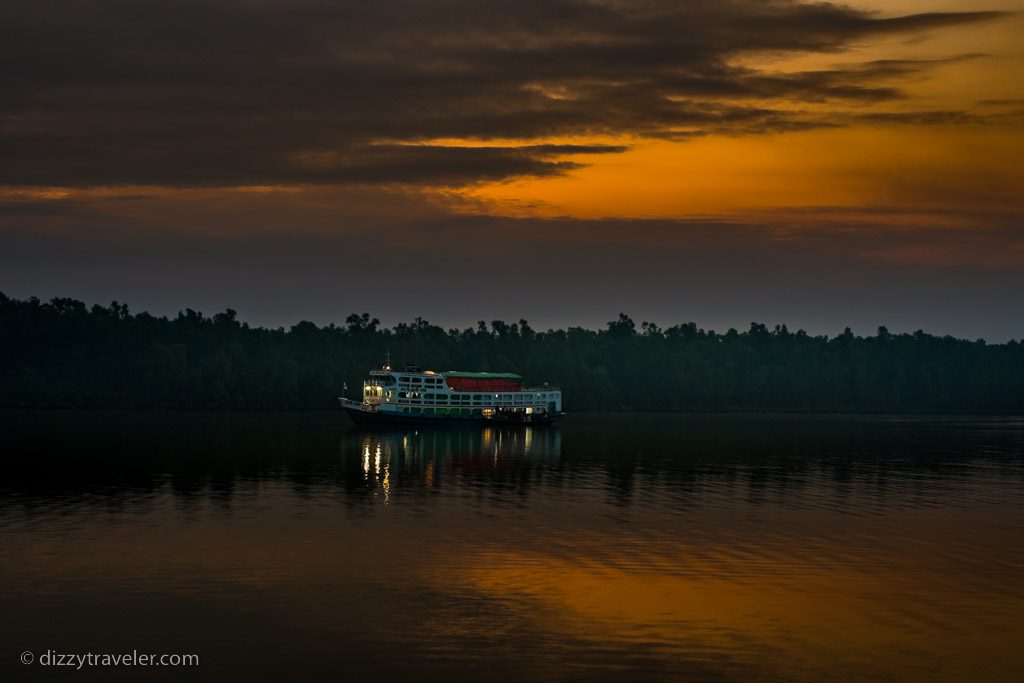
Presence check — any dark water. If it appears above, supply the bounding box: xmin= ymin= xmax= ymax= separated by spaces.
xmin=2 ymin=412 xmax=1023 ymax=682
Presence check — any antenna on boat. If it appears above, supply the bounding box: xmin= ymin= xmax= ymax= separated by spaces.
xmin=384 ymin=350 xmax=391 ymax=371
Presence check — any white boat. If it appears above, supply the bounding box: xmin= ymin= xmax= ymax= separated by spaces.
xmin=340 ymin=362 xmax=562 ymax=425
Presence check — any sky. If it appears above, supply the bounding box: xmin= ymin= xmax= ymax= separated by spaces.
xmin=1 ymin=0 xmax=1022 ymax=339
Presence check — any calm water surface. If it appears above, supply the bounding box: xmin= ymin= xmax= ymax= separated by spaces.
xmin=2 ymin=412 xmax=1023 ymax=681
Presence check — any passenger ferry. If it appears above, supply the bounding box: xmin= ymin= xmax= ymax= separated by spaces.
xmin=340 ymin=361 xmax=562 ymax=425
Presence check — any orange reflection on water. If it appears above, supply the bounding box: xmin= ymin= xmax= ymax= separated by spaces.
xmin=456 ymin=534 xmax=1024 ymax=682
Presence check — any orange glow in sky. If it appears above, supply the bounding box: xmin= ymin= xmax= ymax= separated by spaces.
xmin=455 ymin=2 xmax=1024 ymax=221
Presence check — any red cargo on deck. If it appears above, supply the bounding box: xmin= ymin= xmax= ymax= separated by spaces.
xmin=445 ymin=378 xmax=523 ymax=392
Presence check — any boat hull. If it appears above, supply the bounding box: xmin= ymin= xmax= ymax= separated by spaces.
xmin=341 ymin=404 xmax=560 ymax=427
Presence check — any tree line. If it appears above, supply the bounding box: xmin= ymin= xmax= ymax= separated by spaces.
xmin=1 ymin=292 xmax=1022 ymax=413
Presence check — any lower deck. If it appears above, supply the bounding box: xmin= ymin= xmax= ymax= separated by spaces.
xmin=341 ymin=399 xmax=560 ymax=426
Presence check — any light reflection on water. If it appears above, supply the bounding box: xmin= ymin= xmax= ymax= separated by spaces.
xmin=1 ymin=412 xmax=1023 ymax=681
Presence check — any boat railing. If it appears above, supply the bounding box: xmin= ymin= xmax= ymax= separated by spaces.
xmin=339 ymin=397 xmax=378 ymax=412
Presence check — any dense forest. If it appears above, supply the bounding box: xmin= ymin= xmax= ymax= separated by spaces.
xmin=1 ymin=292 xmax=1022 ymax=413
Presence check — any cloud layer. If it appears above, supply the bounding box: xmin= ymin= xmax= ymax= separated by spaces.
xmin=1 ymin=0 xmax=1008 ymax=187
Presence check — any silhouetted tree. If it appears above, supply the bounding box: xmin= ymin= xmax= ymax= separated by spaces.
xmin=1 ymin=292 xmax=1022 ymax=412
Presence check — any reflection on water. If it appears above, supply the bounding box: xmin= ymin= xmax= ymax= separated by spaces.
xmin=1 ymin=412 xmax=1022 ymax=681
xmin=356 ymin=427 xmax=562 ymax=504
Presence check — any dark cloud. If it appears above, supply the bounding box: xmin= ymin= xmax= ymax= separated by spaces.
xmin=850 ymin=110 xmax=980 ymax=125
xmin=0 ymin=1 xmax=1009 ymax=187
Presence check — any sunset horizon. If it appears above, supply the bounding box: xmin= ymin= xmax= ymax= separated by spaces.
xmin=2 ymin=0 xmax=1021 ymax=340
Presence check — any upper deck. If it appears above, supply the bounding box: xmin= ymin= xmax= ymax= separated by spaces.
xmin=366 ymin=367 xmax=555 ymax=393
xmin=361 ymin=365 xmax=561 ymax=412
